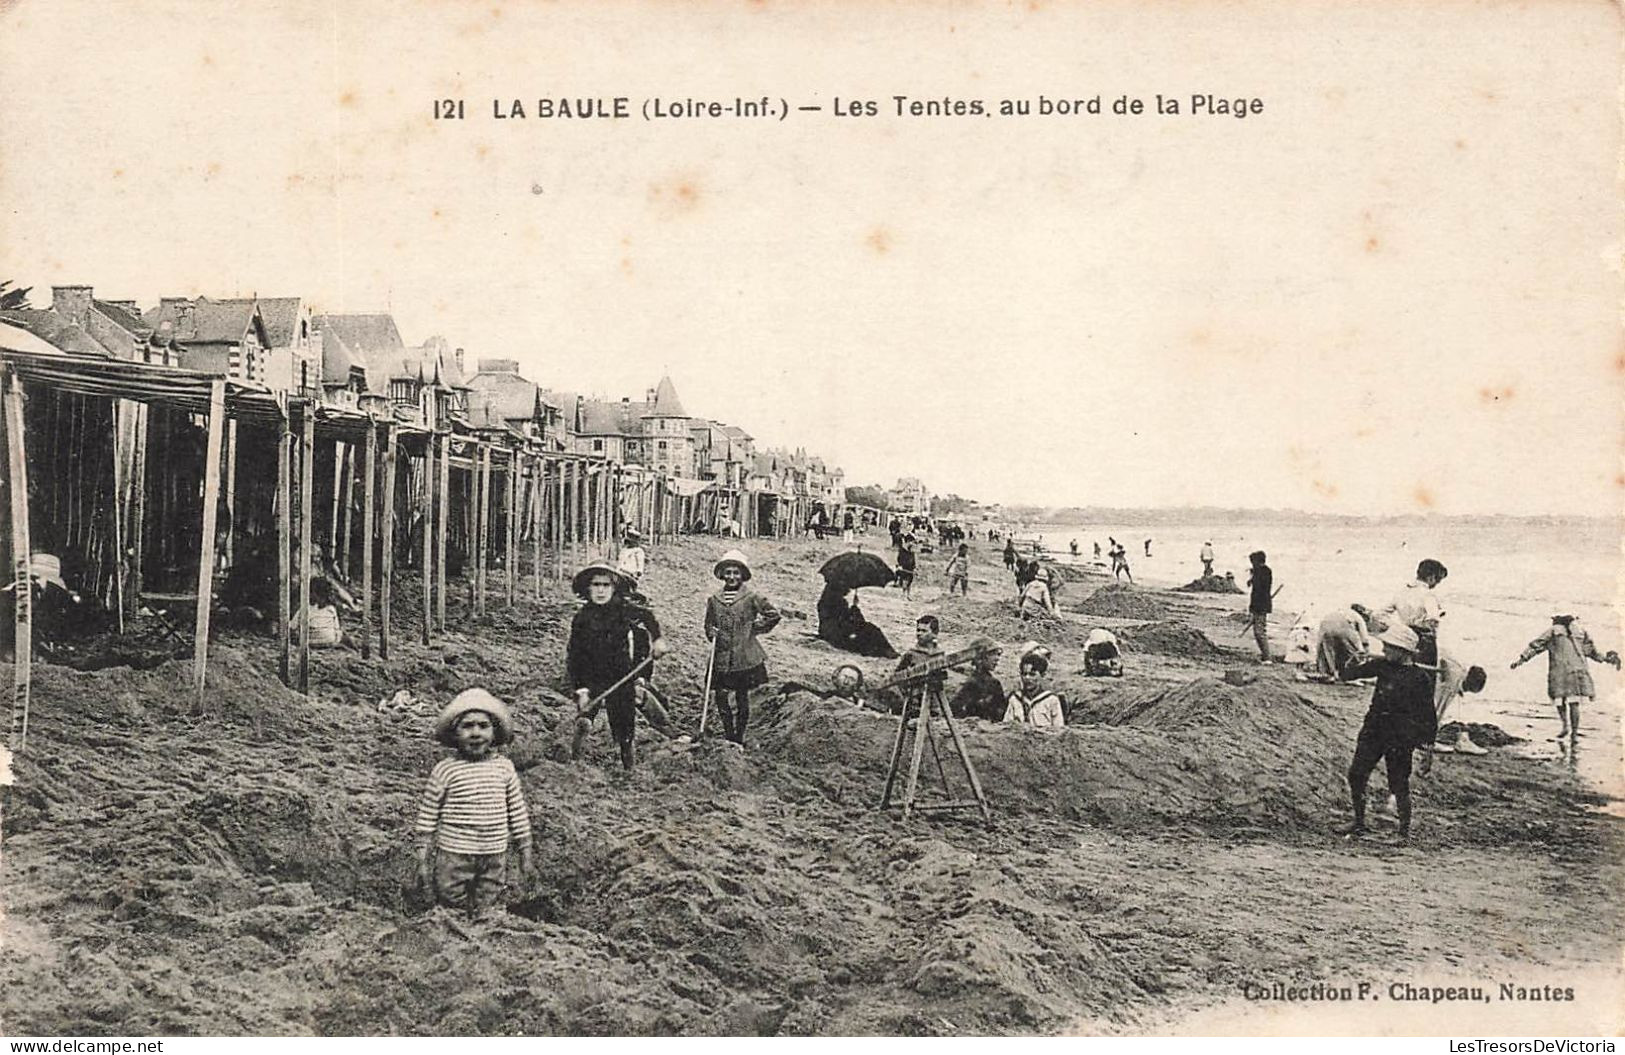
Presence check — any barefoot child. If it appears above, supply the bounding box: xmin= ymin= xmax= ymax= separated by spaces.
xmin=1511 ymin=614 xmax=1620 ymax=742
xmin=945 ymin=543 xmax=970 ymax=597
xmin=413 ymin=688 xmax=534 ymax=915
xmin=703 ymin=549 xmax=781 ymax=745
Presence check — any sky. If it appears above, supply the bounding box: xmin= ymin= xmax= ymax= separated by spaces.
xmin=1 ymin=0 xmax=1620 ymax=516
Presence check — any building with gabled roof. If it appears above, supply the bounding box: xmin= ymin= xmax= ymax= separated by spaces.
xmin=145 ymin=296 xmax=270 ymax=383
xmin=468 ymin=358 xmax=561 ymax=447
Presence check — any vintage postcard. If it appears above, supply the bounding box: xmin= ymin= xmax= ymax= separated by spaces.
xmin=0 ymin=0 xmax=1620 ymax=1040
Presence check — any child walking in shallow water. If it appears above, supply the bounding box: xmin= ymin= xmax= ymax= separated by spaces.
xmin=414 ymin=688 xmax=534 ymax=915
xmin=1511 ymin=614 xmax=1619 ymax=742
xmin=703 ymin=550 xmax=781 ymax=746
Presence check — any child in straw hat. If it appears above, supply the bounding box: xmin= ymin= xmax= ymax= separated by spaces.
xmin=413 ymin=688 xmax=534 ymax=915
xmin=704 ymin=550 xmax=781 ymax=745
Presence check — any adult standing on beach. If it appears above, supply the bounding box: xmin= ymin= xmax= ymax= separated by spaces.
xmin=1510 ymin=615 xmax=1619 ymax=742
xmin=1003 ymin=538 xmax=1017 ymax=574
xmin=1247 ymin=550 xmax=1273 ymax=663
xmin=1199 ymin=540 xmax=1215 ymax=578
xmin=1376 ymin=560 xmax=1448 ymax=668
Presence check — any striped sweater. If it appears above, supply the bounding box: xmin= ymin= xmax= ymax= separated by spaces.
xmin=413 ymin=755 xmax=533 ymax=855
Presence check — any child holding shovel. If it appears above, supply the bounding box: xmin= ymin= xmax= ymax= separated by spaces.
xmin=702 ymin=550 xmax=781 ymax=746
xmin=565 ymin=562 xmax=668 ymax=771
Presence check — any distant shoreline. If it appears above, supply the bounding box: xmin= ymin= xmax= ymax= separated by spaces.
xmin=984 ymin=507 xmax=1619 ymax=531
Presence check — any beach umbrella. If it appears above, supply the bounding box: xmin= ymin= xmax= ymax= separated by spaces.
xmin=819 ymin=551 xmax=894 ymax=591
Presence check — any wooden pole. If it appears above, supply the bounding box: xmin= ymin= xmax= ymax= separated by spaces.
xmin=336 ymin=441 xmax=354 ymax=579
xmin=504 ymin=450 xmax=517 ymax=606
xmin=421 ymin=435 xmax=434 ymax=645
xmin=360 ymin=419 xmax=376 ymax=659
xmin=110 ymin=401 xmax=127 ymax=634
xmin=299 ymin=405 xmax=314 ymax=694
xmin=380 ymin=424 xmax=397 ymax=660
xmin=4 ymin=369 xmax=32 ymax=750
xmin=192 ymin=379 xmax=226 ymax=712
xmin=329 ymin=440 xmax=346 ymax=579
xmin=435 ymin=433 xmax=449 ymax=629
xmin=128 ymin=403 xmax=147 ymax=621
xmin=554 ymin=456 xmax=565 ymax=582
xmin=276 ymin=408 xmax=292 ymax=685
xmin=567 ymin=459 xmax=579 ymax=573
xmin=475 ymin=443 xmax=490 ymax=616
xmin=530 ymin=455 xmax=542 ymax=601
xmin=223 ymin=418 xmax=238 ymax=569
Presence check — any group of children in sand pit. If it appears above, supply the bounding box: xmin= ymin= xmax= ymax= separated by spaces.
xmin=412 ymin=542 xmax=1091 ymax=914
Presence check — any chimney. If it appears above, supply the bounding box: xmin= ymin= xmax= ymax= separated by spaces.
xmin=646 ymin=387 xmax=656 ymax=404
xmin=454 ymin=347 xmax=466 ymax=375
xmin=51 ymin=285 xmax=93 ymax=327
xmin=107 ymin=299 xmax=138 ymax=313
xmin=159 ymin=297 xmax=196 ymax=335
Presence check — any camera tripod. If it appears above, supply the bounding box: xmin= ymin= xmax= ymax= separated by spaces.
xmin=877 ymin=669 xmax=991 ymax=823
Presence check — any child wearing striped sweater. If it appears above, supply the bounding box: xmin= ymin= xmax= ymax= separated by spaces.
xmin=414 ymin=688 xmax=534 ymax=914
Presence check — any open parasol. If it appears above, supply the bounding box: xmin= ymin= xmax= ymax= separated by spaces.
xmin=818 ymin=551 xmax=895 ymax=591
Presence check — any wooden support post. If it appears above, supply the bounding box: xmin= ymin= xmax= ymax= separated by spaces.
xmin=360 ymin=420 xmax=376 ymax=659
xmin=380 ymin=424 xmax=397 ymax=660
xmin=335 ymin=442 xmax=353 ymax=579
xmin=299 ymin=406 xmax=315 ymax=694
xmin=223 ymin=418 xmax=238 ymax=569
xmin=435 ymin=434 xmax=449 ymax=630
xmin=475 ymin=444 xmax=490 ymax=616
xmin=128 ymin=404 xmax=147 ymax=621
xmin=421 ymin=436 xmax=434 ymax=645
xmin=329 ymin=440 xmax=346 ymax=578
xmin=110 ymin=401 xmax=127 ymax=634
xmin=567 ymin=459 xmax=579 ymax=573
xmin=530 ymin=455 xmax=543 ymax=601
xmin=4 ymin=369 xmax=33 ymax=750
xmin=192 ymin=379 xmax=226 ymax=712
xmin=500 ymin=448 xmax=513 ymax=604
xmin=277 ymin=408 xmax=292 ymax=685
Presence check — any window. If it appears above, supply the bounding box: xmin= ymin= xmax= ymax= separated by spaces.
xmin=658 ymin=440 xmax=667 ymax=451
xmin=593 ymin=439 xmax=603 ymax=452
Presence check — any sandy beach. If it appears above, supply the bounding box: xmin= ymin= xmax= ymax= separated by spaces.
xmin=2 ymin=533 xmax=1620 ymax=1036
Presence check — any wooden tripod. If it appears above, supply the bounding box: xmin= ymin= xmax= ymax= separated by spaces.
xmin=878 ymin=681 xmax=991 ymax=823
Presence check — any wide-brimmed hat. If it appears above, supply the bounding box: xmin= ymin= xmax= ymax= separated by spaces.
xmin=28 ymin=553 xmax=66 ymax=590
xmin=434 ymin=688 xmax=513 ymax=747
xmin=623 ymin=528 xmax=641 ymax=542
xmin=1377 ymin=623 xmax=1419 ymax=653
xmin=571 ymin=561 xmax=625 ymax=598
xmin=713 ymin=549 xmax=751 ymax=581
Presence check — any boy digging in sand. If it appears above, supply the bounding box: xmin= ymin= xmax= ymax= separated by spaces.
xmin=414 ymin=688 xmax=534 ymax=916
xmin=1337 ymin=623 xmax=1437 ymax=843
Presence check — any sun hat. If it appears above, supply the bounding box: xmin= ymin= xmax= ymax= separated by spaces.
xmin=571 ymin=561 xmax=625 ymax=599
xmin=713 ymin=549 xmax=751 ymax=581
xmin=28 ymin=553 xmax=66 ymax=590
xmin=434 ymin=688 xmax=513 ymax=747
xmin=624 ymin=528 xmax=641 ymax=542
xmin=1377 ymin=622 xmax=1419 ymax=653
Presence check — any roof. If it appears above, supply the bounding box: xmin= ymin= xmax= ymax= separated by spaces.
xmin=577 ymin=399 xmax=641 ymax=437
xmin=256 ymin=297 xmax=304 ymax=348
xmin=467 ymin=371 xmax=542 ymax=421
xmin=320 ymin=328 xmax=364 ymax=387
xmin=0 ymin=309 xmax=113 ymax=358
xmin=92 ymin=300 xmax=148 ymax=335
xmin=644 ymin=375 xmax=687 ymax=418
xmin=313 ymin=313 xmax=403 ymax=354
xmin=465 ymin=394 xmax=527 ymax=437
xmin=0 ymin=320 xmax=65 ymax=356
xmin=720 ymin=424 xmax=752 ymax=441
xmin=145 ymin=297 xmax=261 ymax=344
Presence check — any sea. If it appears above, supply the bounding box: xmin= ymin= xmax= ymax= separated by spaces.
xmin=1015 ymin=515 xmax=1623 ymax=798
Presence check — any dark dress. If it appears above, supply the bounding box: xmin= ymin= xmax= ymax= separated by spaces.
xmin=1342 ymin=656 xmax=1436 ymax=797
xmin=566 ymin=599 xmax=663 ymax=745
xmin=817 ymin=587 xmax=897 ymax=659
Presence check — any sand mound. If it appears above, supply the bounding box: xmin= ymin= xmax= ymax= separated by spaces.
xmin=1076 ymin=584 xmax=1170 ymax=621
xmin=1174 ymin=575 xmax=1242 ymax=595
xmin=752 ymin=682 xmax=1348 ymax=831
xmin=1116 ymin=621 xmax=1227 ymax=660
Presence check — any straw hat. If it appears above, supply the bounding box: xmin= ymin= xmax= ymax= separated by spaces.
xmin=713 ymin=549 xmax=751 ymax=581
xmin=1377 ymin=622 xmax=1419 ymax=653
xmin=433 ymin=687 xmax=513 ymax=747
xmin=28 ymin=553 xmax=66 ymax=590
xmin=571 ymin=561 xmax=625 ymax=598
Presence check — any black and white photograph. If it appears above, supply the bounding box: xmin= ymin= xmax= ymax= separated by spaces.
xmin=0 ymin=0 xmax=1620 ymax=1040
